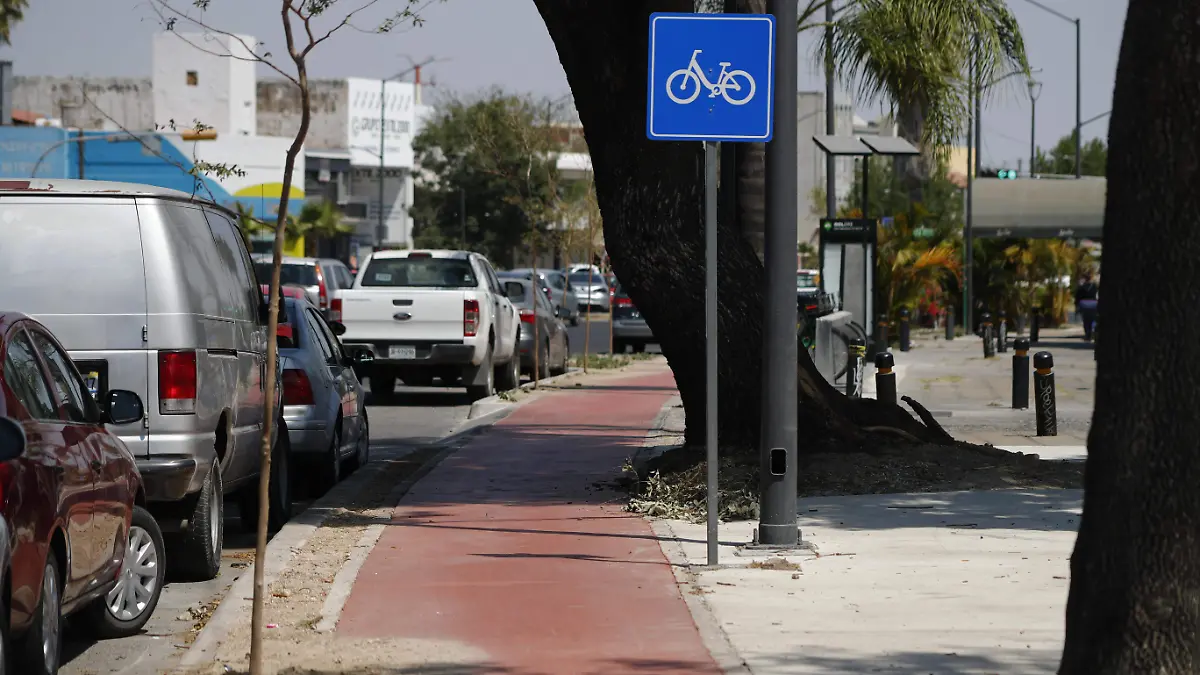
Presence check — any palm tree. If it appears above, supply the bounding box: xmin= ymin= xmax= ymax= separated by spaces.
xmin=0 ymin=0 xmax=28 ymax=45
xmin=822 ymin=0 xmax=1028 ymax=195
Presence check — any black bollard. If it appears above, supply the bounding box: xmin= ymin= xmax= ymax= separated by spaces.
xmin=1012 ymin=337 xmax=1030 ymax=409
xmin=874 ymin=352 xmax=897 ymax=405
xmin=899 ymin=307 xmax=911 ymax=352
xmin=1033 ymin=351 xmax=1057 ymax=436
xmin=997 ymin=310 xmax=1008 ymax=353
xmin=944 ymin=307 xmax=955 ymax=341
xmin=845 ymin=337 xmax=866 ymax=398
xmin=981 ymin=312 xmax=996 ymax=358
xmin=1030 ymin=306 xmax=1041 ymax=344
xmin=874 ymin=313 xmax=890 ymax=357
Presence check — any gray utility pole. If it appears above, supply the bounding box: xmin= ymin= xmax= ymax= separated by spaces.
xmin=824 ymin=0 xmax=836 ymax=218
xmin=1028 ymin=80 xmax=1043 ymax=175
xmin=1020 ymin=0 xmax=1082 ymax=177
xmin=964 ymin=50 xmax=976 ymax=333
xmin=377 ymin=56 xmax=442 ymax=249
xmin=758 ymin=0 xmax=800 ymax=548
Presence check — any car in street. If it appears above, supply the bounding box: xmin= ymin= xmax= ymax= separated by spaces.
xmin=252 ymin=255 xmax=354 ymax=318
xmin=0 ymin=312 xmax=166 ymax=675
xmin=276 ymin=297 xmax=372 ymax=497
xmin=501 ymin=278 xmax=570 ymax=379
xmin=332 ymin=249 xmax=521 ymax=400
xmin=567 ymin=271 xmax=612 ymax=313
xmin=500 ymin=268 xmax=581 ymax=326
xmin=0 ymin=179 xmax=291 ymax=583
xmin=610 ymin=281 xmax=655 ymax=353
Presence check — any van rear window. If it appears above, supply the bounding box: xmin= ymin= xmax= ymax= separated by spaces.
xmin=362 ymin=258 xmax=477 ymax=289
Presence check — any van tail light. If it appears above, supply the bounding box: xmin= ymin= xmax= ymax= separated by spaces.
xmin=158 ymin=350 xmax=197 ymax=414
xmin=315 ymin=266 xmax=328 ymax=309
xmin=519 ymin=308 xmax=536 ymax=324
xmin=613 ymin=296 xmax=633 ymax=307
xmin=464 ymin=299 xmax=480 ymax=337
xmin=330 ymin=297 xmax=342 ymax=322
xmin=282 ymin=369 xmax=315 ymax=405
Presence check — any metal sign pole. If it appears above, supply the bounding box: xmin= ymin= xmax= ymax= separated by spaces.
xmin=705 ymin=140 xmax=720 ymax=566
xmin=646 ymin=10 xmax=776 ymax=567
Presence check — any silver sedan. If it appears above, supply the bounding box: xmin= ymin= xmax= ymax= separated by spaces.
xmin=277 ymin=296 xmax=373 ymax=496
xmin=567 ymin=271 xmax=612 ymax=313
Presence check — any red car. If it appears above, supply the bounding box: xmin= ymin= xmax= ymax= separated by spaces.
xmin=0 ymin=312 xmax=165 ymax=675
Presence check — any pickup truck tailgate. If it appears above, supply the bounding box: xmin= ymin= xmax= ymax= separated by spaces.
xmin=339 ymin=289 xmax=467 ymax=342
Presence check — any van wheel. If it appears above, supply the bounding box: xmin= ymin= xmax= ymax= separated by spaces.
xmin=239 ymin=419 xmax=293 ymax=532
xmin=171 ymin=460 xmax=223 ymax=581
xmin=85 ymin=506 xmax=165 ymax=639
xmin=0 ymin=594 xmax=9 ymax=675
xmin=466 ymin=345 xmax=495 ymax=401
xmin=314 ymin=423 xmax=342 ymax=496
xmin=19 ymin=549 xmax=61 ymax=675
xmin=371 ymin=374 xmax=397 ymax=401
xmin=551 ymin=337 xmax=569 ymax=376
xmin=537 ymin=341 xmax=551 ymax=380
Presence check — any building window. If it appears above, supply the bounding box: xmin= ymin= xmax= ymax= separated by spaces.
xmin=186 ymin=71 xmax=199 ymax=86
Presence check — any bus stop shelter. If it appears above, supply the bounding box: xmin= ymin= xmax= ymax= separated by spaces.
xmin=971 ymin=176 xmax=1106 ymax=240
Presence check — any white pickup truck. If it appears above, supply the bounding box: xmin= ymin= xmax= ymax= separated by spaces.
xmin=330 ymin=249 xmax=521 ymax=400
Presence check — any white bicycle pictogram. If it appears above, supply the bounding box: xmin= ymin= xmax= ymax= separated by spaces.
xmin=666 ymin=49 xmax=757 ymax=106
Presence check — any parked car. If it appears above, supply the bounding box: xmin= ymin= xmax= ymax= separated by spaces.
xmin=0 ymin=312 xmax=166 ymax=674
xmin=332 ymin=250 xmax=521 ymax=400
xmin=500 ymin=269 xmax=580 ymax=326
xmin=500 ymin=278 xmax=570 ymax=379
xmin=567 ymin=271 xmax=612 ymax=313
xmin=0 ymin=179 xmax=292 ymax=582
xmin=252 ymin=255 xmax=354 ymax=318
xmin=611 ymin=281 xmax=655 ymax=353
xmin=567 ymin=263 xmax=603 ymax=278
xmin=276 ymin=297 xmax=372 ymax=496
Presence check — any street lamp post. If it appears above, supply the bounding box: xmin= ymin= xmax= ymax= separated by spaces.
xmin=974 ymin=67 xmax=1042 ymax=174
xmin=1027 ymin=80 xmax=1043 ymax=175
xmin=1020 ymin=0 xmax=1081 ymax=178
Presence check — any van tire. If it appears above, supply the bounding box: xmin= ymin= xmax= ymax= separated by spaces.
xmin=238 ymin=419 xmax=294 ymax=532
xmin=171 ymin=460 xmax=223 ymax=582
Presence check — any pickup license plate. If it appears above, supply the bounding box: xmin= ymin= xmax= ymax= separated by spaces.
xmin=388 ymin=345 xmax=416 ymax=360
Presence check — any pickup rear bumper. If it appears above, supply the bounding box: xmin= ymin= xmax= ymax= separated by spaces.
xmin=344 ymin=341 xmax=477 ymax=366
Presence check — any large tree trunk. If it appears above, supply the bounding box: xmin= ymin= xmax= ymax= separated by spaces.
xmin=1059 ymin=1 xmax=1200 ymax=672
xmin=534 ymin=0 xmax=951 ymax=452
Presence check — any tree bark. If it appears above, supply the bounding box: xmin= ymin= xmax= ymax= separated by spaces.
xmin=534 ymin=0 xmax=950 ymax=452
xmin=1059 ymin=1 xmax=1200 ymax=672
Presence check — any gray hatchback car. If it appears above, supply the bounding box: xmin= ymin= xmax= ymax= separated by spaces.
xmin=277 ymin=297 xmax=372 ymax=496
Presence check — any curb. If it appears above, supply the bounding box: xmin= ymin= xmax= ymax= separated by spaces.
xmin=637 ymin=397 xmax=749 ymax=674
xmin=179 ymin=411 xmax=513 ymax=667
xmin=466 ymin=367 xmax=582 ymax=419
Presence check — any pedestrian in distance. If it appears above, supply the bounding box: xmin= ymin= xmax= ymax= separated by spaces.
xmin=1075 ymin=272 xmax=1099 ymax=341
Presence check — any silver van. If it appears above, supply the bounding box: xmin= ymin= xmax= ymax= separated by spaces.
xmin=0 ymin=179 xmax=293 ymax=581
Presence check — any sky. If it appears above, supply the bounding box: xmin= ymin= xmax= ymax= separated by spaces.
xmin=0 ymin=0 xmax=1126 ymax=170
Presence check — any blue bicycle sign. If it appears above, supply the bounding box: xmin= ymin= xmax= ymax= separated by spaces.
xmin=667 ymin=49 xmax=757 ymax=106
xmin=646 ymin=13 xmax=776 ymax=142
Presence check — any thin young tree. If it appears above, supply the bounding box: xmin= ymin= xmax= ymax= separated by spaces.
xmin=150 ymin=1 xmax=428 ymax=672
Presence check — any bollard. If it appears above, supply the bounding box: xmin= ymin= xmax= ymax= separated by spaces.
xmin=1030 ymin=307 xmax=1041 ymax=344
xmin=874 ymin=352 xmax=897 ymax=405
xmin=845 ymin=337 xmax=866 ymax=398
xmin=944 ymin=307 xmax=955 ymax=341
xmin=997 ymin=310 xmax=1008 ymax=353
xmin=899 ymin=307 xmax=911 ymax=352
xmin=1033 ymin=351 xmax=1057 ymax=436
xmin=1012 ymin=337 xmax=1030 ymax=409
xmin=874 ymin=313 xmax=890 ymax=357
xmin=981 ymin=312 xmax=996 ymax=358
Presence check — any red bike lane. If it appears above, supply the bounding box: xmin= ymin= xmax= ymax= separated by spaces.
xmin=336 ymin=369 xmax=720 ymax=674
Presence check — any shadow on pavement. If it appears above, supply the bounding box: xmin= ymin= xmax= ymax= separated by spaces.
xmin=798 ymin=488 xmax=1082 ymax=532
xmin=752 ymin=646 xmax=1059 ymax=674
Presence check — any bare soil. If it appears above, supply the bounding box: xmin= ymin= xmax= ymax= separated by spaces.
xmin=629 ymin=440 xmax=1083 ymax=522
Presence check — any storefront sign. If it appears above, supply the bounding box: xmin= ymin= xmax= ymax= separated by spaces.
xmin=346 ymin=77 xmax=416 ymax=169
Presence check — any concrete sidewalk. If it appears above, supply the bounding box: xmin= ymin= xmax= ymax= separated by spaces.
xmin=336 ymin=369 xmax=721 ymax=674
xmin=880 ymin=327 xmax=1094 ymax=455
